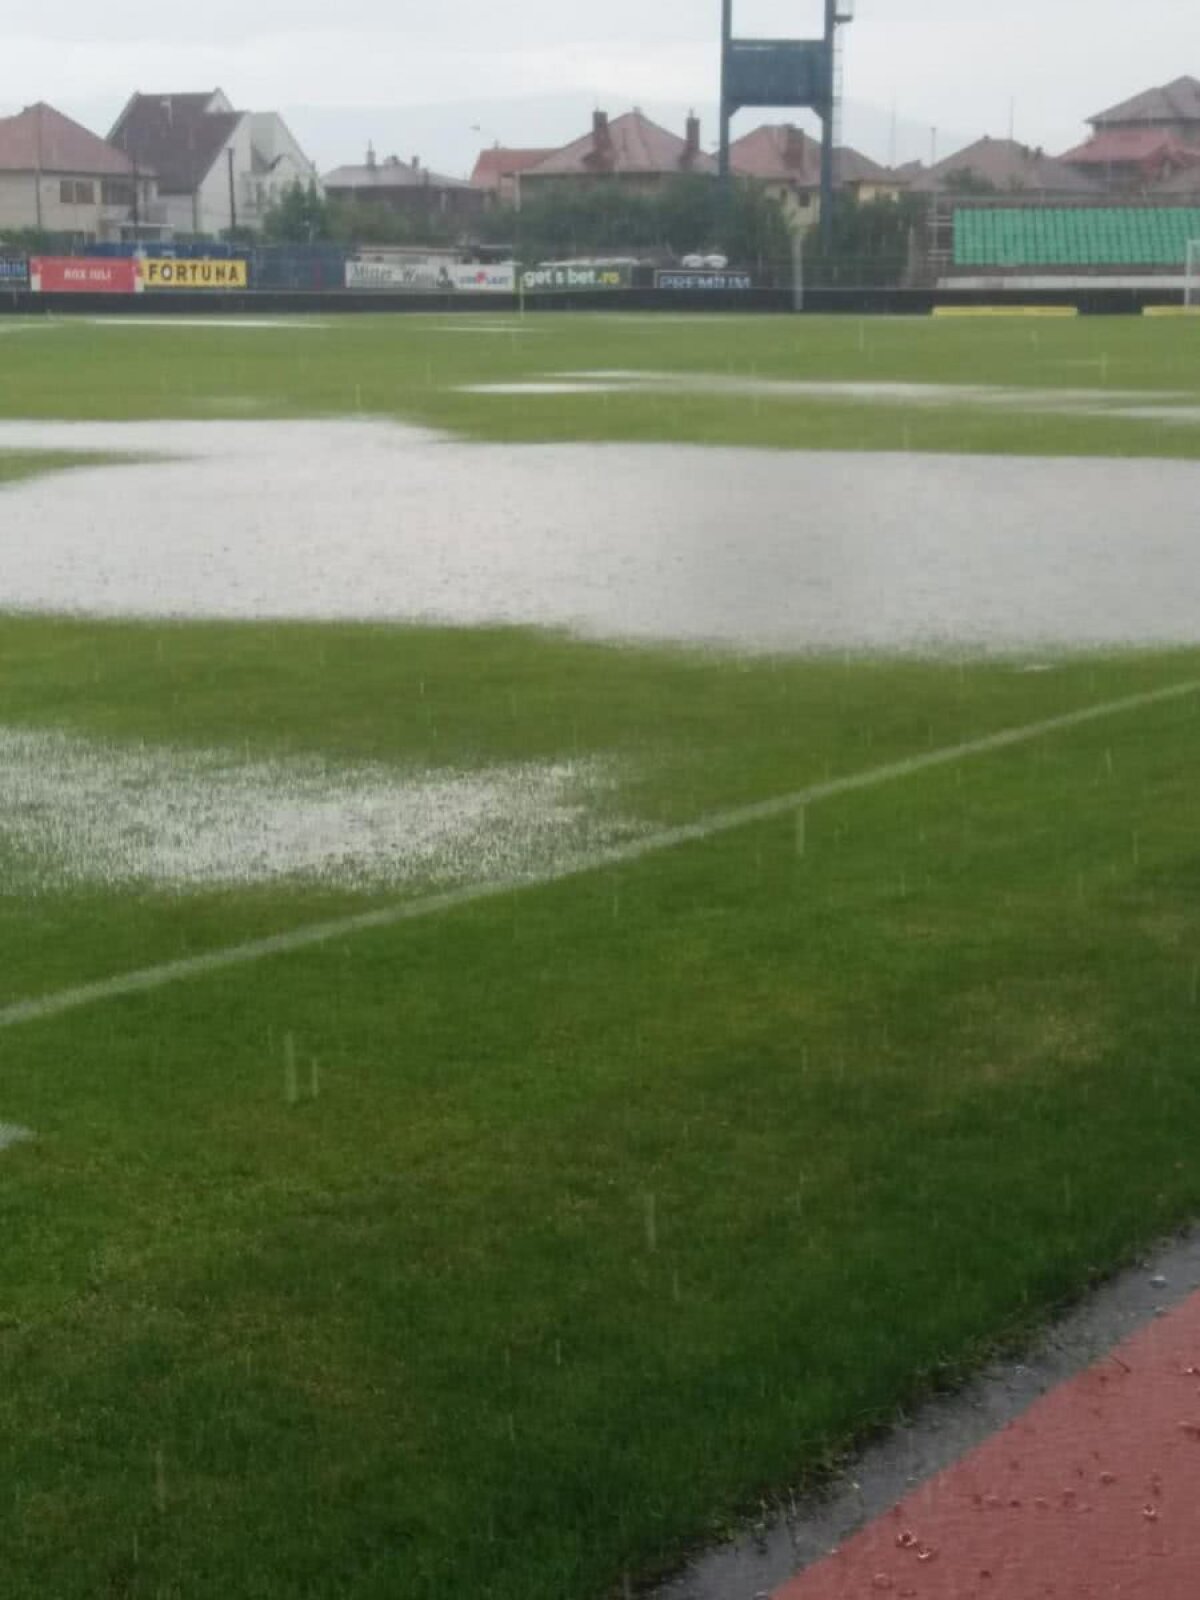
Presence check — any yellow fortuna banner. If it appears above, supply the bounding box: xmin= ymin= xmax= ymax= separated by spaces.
xmin=142 ymin=259 xmax=248 ymax=289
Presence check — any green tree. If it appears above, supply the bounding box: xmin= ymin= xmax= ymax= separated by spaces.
xmin=478 ymin=176 xmax=794 ymax=284
xmin=263 ymin=181 xmax=332 ymax=242
xmin=0 ymin=225 xmax=70 ymax=252
xmin=942 ymin=167 xmax=998 ymax=196
xmin=802 ymin=194 xmax=925 ymax=287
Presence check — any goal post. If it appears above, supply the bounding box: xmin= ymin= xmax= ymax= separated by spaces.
xmin=1186 ymin=240 xmax=1200 ymax=310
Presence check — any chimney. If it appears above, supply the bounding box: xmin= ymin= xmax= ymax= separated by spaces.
xmin=366 ymin=141 xmax=377 ymax=171
xmin=784 ymin=124 xmax=807 ymax=171
xmin=593 ymin=110 xmax=610 ymax=149
xmin=411 ymin=155 xmax=420 ymax=171
xmin=685 ymin=112 xmax=700 ymax=162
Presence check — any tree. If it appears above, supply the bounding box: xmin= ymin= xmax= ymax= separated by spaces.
xmin=263 ymin=181 xmax=332 ymax=242
xmin=801 ymin=194 xmax=925 ymax=287
xmin=942 ymin=167 xmax=998 ymax=196
xmin=477 ymin=176 xmax=794 ymax=283
xmin=0 ymin=225 xmax=65 ymax=252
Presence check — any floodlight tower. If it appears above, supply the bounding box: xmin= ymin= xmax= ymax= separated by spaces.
xmin=719 ymin=0 xmax=854 ymax=250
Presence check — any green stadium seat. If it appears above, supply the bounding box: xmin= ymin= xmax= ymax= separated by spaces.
xmin=952 ymin=207 xmax=1200 ymax=269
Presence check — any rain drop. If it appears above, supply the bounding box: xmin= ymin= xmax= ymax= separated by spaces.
xmin=284 ymin=1032 xmax=298 ymax=1105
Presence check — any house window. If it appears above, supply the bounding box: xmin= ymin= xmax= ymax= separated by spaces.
xmin=101 ymin=179 xmax=134 ymax=207
xmin=59 ymin=179 xmax=96 ymax=205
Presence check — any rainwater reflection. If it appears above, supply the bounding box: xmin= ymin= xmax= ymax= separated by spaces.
xmin=1 ymin=419 xmax=1197 ymax=654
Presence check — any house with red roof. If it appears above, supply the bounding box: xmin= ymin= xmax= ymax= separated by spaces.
xmin=1060 ymin=77 xmax=1200 ymax=193
xmin=469 ymin=147 xmax=556 ymax=208
xmin=1151 ymin=161 xmax=1200 ymax=199
xmin=1060 ymin=127 xmax=1200 ymax=192
xmin=729 ymin=123 xmax=906 ymax=226
xmin=0 ymin=102 xmax=155 ymax=239
xmin=1089 ymin=76 xmax=1200 ymax=143
xmin=518 ymin=110 xmax=716 ymax=202
xmin=110 ymin=90 xmax=318 ymax=236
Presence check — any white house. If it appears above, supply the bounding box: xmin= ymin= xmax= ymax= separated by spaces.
xmin=109 ymin=89 xmax=319 ymax=237
xmin=0 ymin=102 xmax=157 ymax=240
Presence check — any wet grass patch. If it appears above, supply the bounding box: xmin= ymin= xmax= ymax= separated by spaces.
xmin=5 ymin=616 xmax=1200 ymax=1596
xmin=0 ymin=312 xmax=1199 ymax=458
xmin=0 ymin=449 xmax=126 ymax=487
xmin=5 ymin=311 xmax=1200 ymax=1594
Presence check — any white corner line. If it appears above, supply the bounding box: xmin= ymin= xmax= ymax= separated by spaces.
xmin=2 ymin=680 xmax=1196 ymax=1034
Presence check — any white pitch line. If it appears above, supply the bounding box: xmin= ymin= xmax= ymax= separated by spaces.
xmin=2 ymin=679 xmax=1196 ymax=1034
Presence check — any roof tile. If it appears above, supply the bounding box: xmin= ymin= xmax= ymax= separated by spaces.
xmin=1090 ymin=76 xmax=1200 ymax=128
xmin=324 ymin=156 xmax=468 ymax=191
xmin=0 ymin=102 xmax=136 ymax=176
xmin=729 ymin=125 xmax=899 ymax=187
xmin=110 ymin=93 xmax=240 ymax=194
xmin=523 ymin=110 xmax=716 ymax=179
xmin=911 ymin=136 xmax=1098 ymax=194
xmin=470 ymin=148 xmax=556 ymax=189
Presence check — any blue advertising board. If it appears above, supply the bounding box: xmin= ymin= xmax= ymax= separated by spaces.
xmin=0 ymin=257 xmax=29 ymax=284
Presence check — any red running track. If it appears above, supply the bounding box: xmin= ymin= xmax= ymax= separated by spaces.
xmin=773 ymin=1290 xmax=1200 ymax=1599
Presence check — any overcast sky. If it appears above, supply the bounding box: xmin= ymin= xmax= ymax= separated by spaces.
xmin=1 ymin=1 xmax=1191 ymax=175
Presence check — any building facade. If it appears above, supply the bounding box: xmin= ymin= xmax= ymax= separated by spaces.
xmin=469 ymin=147 xmax=556 ymax=208
xmin=1057 ymin=78 xmax=1200 ymax=194
xmin=911 ymin=136 xmax=1099 ymax=198
xmin=0 ymin=102 xmax=156 ymax=240
xmin=518 ymin=111 xmax=716 ymax=202
xmin=109 ymin=90 xmax=319 ymax=236
xmin=324 ymin=147 xmax=484 ymax=223
xmin=729 ymin=123 xmax=906 ymax=227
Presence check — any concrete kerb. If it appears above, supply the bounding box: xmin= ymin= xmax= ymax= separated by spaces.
xmin=655 ymin=1227 xmax=1200 ymax=1600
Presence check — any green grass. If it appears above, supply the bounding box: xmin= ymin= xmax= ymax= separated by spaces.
xmin=0 ymin=310 xmax=1198 ymax=457
xmin=0 ymin=449 xmax=122 ymax=486
xmin=4 ymin=314 xmax=1200 ymax=1598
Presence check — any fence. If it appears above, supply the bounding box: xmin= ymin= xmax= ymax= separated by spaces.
xmin=0 ymin=241 xmax=1194 ymax=316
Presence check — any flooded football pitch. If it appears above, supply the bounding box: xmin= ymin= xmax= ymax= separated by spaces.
xmin=2 ymin=417 xmax=1199 ymax=654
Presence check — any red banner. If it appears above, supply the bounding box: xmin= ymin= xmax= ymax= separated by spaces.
xmin=30 ymin=257 xmax=140 ymax=294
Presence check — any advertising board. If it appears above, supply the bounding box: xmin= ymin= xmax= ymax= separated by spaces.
xmin=346 ymin=259 xmax=446 ymax=290
xmin=450 ymin=263 xmax=514 ymax=292
xmin=522 ymin=263 xmax=631 ymax=292
xmin=346 ymin=259 xmax=515 ymax=292
xmin=0 ymin=257 xmax=29 ymax=285
xmin=655 ymin=269 xmax=754 ymax=292
xmin=142 ymin=259 xmax=248 ymax=288
xmin=30 ymin=257 xmax=140 ymax=294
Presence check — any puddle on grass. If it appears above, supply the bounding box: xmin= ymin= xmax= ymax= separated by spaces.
xmin=464 ymin=371 xmax=1200 ymax=422
xmin=84 ymin=318 xmax=330 ymax=331
xmin=2 ymin=418 xmax=1200 ymax=654
xmin=465 ymin=381 xmax=631 ymax=394
xmin=0 ymin=725 xmax=638 ymax=894
xmin=428 ymin=322 xmax=549 ymax=335
xmin=0 ymin=1124 xmax=34 ymax=1152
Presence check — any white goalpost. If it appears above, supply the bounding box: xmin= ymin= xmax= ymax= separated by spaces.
xmin=1186 ymin=240 xmax=1200 ymax=310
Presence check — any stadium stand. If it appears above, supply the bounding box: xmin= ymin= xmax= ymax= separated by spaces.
xmin=953 ymin=206 xmax=1200 ymax=268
